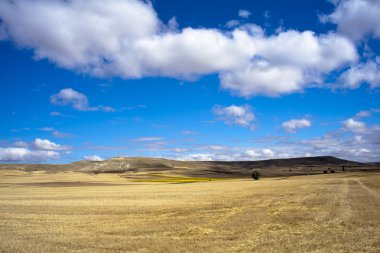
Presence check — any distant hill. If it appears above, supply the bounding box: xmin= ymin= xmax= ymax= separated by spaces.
xmin=208 ymin=156 xmax=364 ymax=168
xmin=0 ymin=156 xmax=375 ymax=178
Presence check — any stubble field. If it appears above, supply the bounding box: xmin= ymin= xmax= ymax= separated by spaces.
xmin=0 ymin=170 xmax=379 ymax=252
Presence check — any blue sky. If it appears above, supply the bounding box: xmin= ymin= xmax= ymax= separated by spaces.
xmin=0 ymin=0 xmax=379 ymax=163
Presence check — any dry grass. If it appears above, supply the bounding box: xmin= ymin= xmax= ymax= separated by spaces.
xmin=121 ymin=173 xmax=229 ymax=183
xmin=0 ymin=170 xmax=379 ymax=252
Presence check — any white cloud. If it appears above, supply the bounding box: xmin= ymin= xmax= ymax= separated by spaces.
xmin=36 ymin=127 xmax=73 ymax=138
xmin=167 ymin=16 xmax=179 ymax=31
xmin=282 ymin=119 xmax=312 ymax=133
xmin=342 ymin=118 xmax=368 ymax=134
xmin=302 ymin=114 xmax=380 ymax=161
xmin=50 ymin=111 xmax=73 ymax=117
xmin=220 ymin=31 xmax=357 ymax=97
xmin=96 ymin=105 xmax=116 ymax=112
xmin=255 ymin=31 xmax=355 ymax=72
xmin=175 ymin=125 xmax=379 ymax=162
xmin=220 ymin=63 xmax=303 ymax=97
xmin=262 ymin=148 xmax=274 ymax=157
xmin=0 ymin=0 xmax=159 ymax=68
xmin=238 ymin=9 xmax=251 ymax=18
xmin=83 ymin=155 xmax=104 ymax=161
xmin=33 ymin=138 xmax=71 ymax=151
xmin=245 ymin=148 xmax=275 ymax=159
xmin=181 ymin=153 xmax=215 ymax=161
xmin=0 ymin=138 xmax=73 ymax=162
xmin=322 ymin=0 xmax=380 ymax=41
xmin=50 ymin=88 xmax=90 ymax=111
xmin=181 ymin=130 xmax=197 ymax=135
xmin=200 ymin=145 xmax=228 ymax=151
xmin=39 ymin=127 xmax=54 ymax=131
xmin=169 ymin=113 xmax=380 ymax=162
xmin=0 ymin=147 xmax=59 ymax=162
xmin=133 ymin=137 xmax=164 ymax=142
xmin=173 ymin=148 xmax=188 ymax=153
xmin=50 ymin=88 xmax=115 ymax=112
xmin=338 ymin=58 xmax=380 ymax=89
xmin=355 ymin=110 xmax=371 ymax=118
xmin=52 ymin=130 xmax=74 ymax=139
xmin=132 ymin=27 xmax=253 ymax=78
xmin=13 ymin=141 xmax=28 ymax=148
xmin=213 ymin=105 xmax=255 ymax=128
xmin=0 ymin=0 xmax=357 ymax=97
xmin=177 ymin=148 xmax=276 ymax=161
xmin=225 ymin=20 xmax=240 ymax=28
xmin=301 ymin=121 xmax=380 ymax=162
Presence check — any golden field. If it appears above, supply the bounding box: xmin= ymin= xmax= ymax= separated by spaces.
xmin=0 ymin=170 xmax=379 ymax=252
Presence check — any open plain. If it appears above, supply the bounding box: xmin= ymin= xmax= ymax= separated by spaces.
xmin=0 ymin=168 xmax=379 ymax=252
xmin=1 ymin=0 xmax=380 ymax=251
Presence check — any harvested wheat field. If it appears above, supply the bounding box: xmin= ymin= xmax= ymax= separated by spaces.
xmin=0 ymin=171 xmax=380 ymax=252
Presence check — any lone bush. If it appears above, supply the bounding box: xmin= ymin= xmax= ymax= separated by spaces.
xmin=251 ymin=170 xmax=260 ymax=180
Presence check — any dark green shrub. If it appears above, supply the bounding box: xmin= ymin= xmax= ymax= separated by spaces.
xmin=251 ymin=170 xmax=260 ymax=180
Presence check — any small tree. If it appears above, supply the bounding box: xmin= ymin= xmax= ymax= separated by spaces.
xmin=251 ymin=170 xmax=260 ymax=180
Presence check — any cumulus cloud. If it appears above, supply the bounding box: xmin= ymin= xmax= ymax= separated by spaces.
xmin=300 ymin=133 xmax=375 ymax=160
xmin=282 ymin=119 xmax=312 ymax=133
xmin=342 ymin=118 xmax=368 ymax=134
xmin=220 ymin=63 xmax=303 ymax=97
xmin=168 ymin=111 xmax=380 ymax=162
xmin=238 ymin=9 xmax=251 ymax=18
xmin=221 ymin=30 xmax=357 ymax=97
xmin=0 ymin=138 xmax=73 ymax=162
xmin=322 ymin=0 xmax=380 ymax=41
xmin=83 ymin=155 xmax=104 ymax=161
xmin=0 ymin=0 xmax=159 ymax=68
xmin=213 ymin=105 xmax=255 ymax=128
xmin=301 ymin=117 xmax=380 ymax=162
xmin=172 ymin=138 xmax=379 ymax=162
xmin=0 ymin=0 xmax=357 ymax=97
xmin=50 ymin=88 xmax=91 ymax=111
xmin=33 ymin=138 xmax=71 ymax=151
xmin=0 ymin=147 xmax=60 ymax=162
xmin=296 ymin=114 xmax=379 ymax=161
xmin=177 ymin=130 xmax=379 ymax=162
xmin=338 ymin=58 xmax=380 ymax=89
xmin=50 ymin=88 xmax=115 ymax=112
